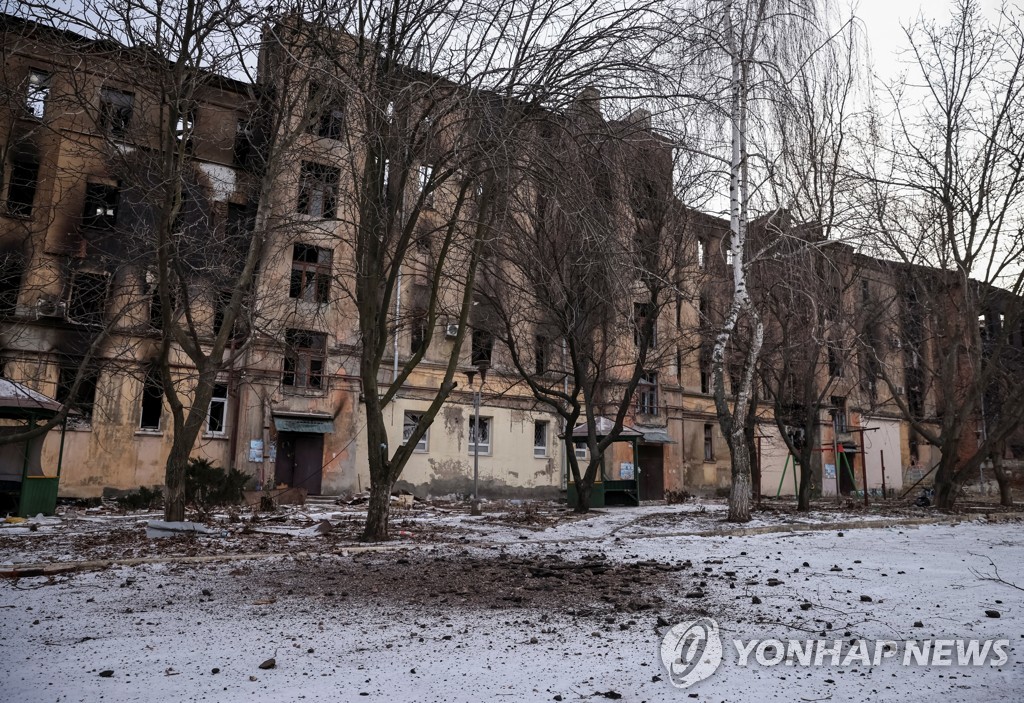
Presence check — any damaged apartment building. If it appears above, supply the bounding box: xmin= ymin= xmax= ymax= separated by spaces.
xmin=2 ymin=14 xmax=1020 ymax=505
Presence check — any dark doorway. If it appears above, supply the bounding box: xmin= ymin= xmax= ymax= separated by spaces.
xmin=274 ymin=432 xmax=324 ymax=495
xmin=637 ymin=444 xmax=665 ymax=501
xmin=839 ymin=451 xmax=857 ymax=496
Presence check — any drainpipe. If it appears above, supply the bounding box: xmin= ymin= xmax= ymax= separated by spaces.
xmin=561 ymin=338 xmax=569 ymax=490
xmin=394 ymin=269 xmax=402 ymax=381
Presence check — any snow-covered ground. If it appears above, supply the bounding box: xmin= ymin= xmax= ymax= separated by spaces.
xmin=1 ymin=511 xmax=1021 ymax=702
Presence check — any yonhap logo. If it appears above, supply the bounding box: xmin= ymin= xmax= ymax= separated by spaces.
xmin=660 ymin=618 xmax=724 ymax=688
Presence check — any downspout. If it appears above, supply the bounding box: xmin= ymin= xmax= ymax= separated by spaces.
xmin=560 ymin=338 xmax=568 ymax=490
xmin=394 ymin=268 xmax=401 ymax=381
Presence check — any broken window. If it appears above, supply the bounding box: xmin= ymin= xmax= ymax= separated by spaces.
xmin=403 ymin=411 xmax=428 ymax=452
xmin=535 ymin=335 xmax=548 ymax=375
xmin=82 ymin=183 xmax=119 ymax=229
xmin=175 ymin=103 xmax=197 ymax=151
xmin=468 ymin=415 xmax=491 ymax=454
xmin=0 ymin=253 xmax=24 ymax=317
xmin=700 ymin=346 xmax=712 ymax=395
xmin=234 ymin=118 xmax=257 ymax=167
xmin=283 ymin=329 xmax=327 ymax=389
xmin=409 ymin=308 xmax=427 ymax=355
xmin=827 ymin=342 xmax=843 ymax=377
xmin=309 ymin=85 xmax=345 ymax=140
xmin=207 ymin=383 xmax=228 ymax=435
xmin=67 ymin=271 xmax=108 ymax=326
xmin=6 ymin=156 xmax=39 ymax=217
xmin=56 ymin=362 xmax=99 ymax=427
xmin=26 ymin=69 xmax=50 ymax=118
xmin=634 ymin=302 xmax=657 ymax=348
xmin=297 ymin=162 xmax=339 ymax=218
xmin=471 ymin=328 xmax=493 ymax=367
xmin=534 ymin=420 xmax=549 ymax=457
xmin=638 ymin=371 xmax=658 ymax=415
xmin=99 ymin=87 xmax=134 ymax=136
xmin=417 ymin=164 xmax=434 ymax=208
xmin=139 ymin=369 xmax=163 ymax=430
xmin=289 ymin=243 xmax=332 ymax=304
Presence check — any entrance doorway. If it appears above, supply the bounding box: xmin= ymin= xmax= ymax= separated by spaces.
xmin=274 ymin=432 xmax=324 ymax=495
xmin=637 ymin=444 xmax=664 ymax=501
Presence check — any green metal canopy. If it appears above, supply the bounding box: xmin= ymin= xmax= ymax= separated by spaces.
xmin=272 ymin=413 xmax=334 ymax=434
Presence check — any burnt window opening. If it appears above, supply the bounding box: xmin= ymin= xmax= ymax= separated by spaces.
xmin=67 ymin=271 xmax=109 ymax=326
xmin=234 ymin=118 xmax=258 ymax=167
xmin=139 ymin=369 xmax=163 ymax=430
xmin=289 ymin=244 xmax=332 ymax=304
xmin=26 ymin=69 xmax=50 ymax=119
xmin=700 ymin=347 xmax=712 ymax=395
xmin=99 ymin=87 xmax=134 ymax=136
xmin=698 ymin=293 xmax=710 ymax=324
xmin=638 ymin=371 xmax=659 ymax=415
xmin=631 ymin=177 xmax=658 ymax=220
xmin=471 ymin=328 xmax=493 ymax=367
xmin=297 ymin=162 xmax=339 ymax=219
xmin=410 ymin=309 xmax=427 ymax=355
xmin=146 ymin=273 xmax=177 ymax=331
xmin=861 ymin=278 xmax=870 ymax=303
xmin=0 ymin=253 xmax=25 ymax=316
xmin=56 ymin=362 xmax=99 ymax=425
xmin=827 ymin=342 xmax=844 ymax=377
xmin=634 ymin=302 xmax=657 ymax=348
xmin=703 ymin=423 xmax=715 ymax=461
xmin=6 ymin=157 xmax=39 ymax=217
xmin=283 ymin=329 xmax=327 ymax=389
xmin=309 ymin=85 xmax=346 ymax=140
xmin=676 ymin=346 xmax=682 ymax=385
xmin=535 ymin=335 xmax=549 ymax=375
xmin=175 ymin=104 xmax=197 ymax=152
xmin=226 ymin=201 xmax=256 ymax=239
xmin=82 ymin=183 xmax=119 ymax=229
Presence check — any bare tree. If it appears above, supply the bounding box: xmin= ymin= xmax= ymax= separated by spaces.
xmin=670 ymin=0 xmax=824 ymax=521
xmin=864 ymin=0 xmax=1024 ymax=510
xmin=275 ymin=0 xmax=666 ymax=539
xmin=477 ymin=102 xmax=698 ymax=512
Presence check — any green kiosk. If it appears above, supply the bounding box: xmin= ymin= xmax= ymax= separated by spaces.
xmin=0 ymin=379 xmax=67 ymax=517
xmin=566 ymin=417 xmax=642 ymax=508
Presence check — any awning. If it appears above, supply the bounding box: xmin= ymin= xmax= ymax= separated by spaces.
xmin=273 ymin=413 xmax=334 ymax=434
xmin=572 ymin=417 xmax=643 ymax=439
xmin=640 ymin=429 xmax=675 ymax=444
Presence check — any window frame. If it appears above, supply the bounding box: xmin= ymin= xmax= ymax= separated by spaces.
xmin=638 ymin=371 xmax=659 ymax=415
xmin=81 ymin=182 xmax=119 ymax=230
xmin=99 ymin=86 xmax=134 ymax=137
xmin=289 ymin=243 xmax=332 ymax=304
xmin=297 ymin=161 xmax=340 ymax=219
xmin=26 ymin=69 xmax=50 ymax=119
xmin=5 ymin=156 xmax=39 ymax=218
xmin=205 ymin=382 xmax=229 ymax=437
xmin=703 ymin=423 xmax=715 ymax=462
xmin=533 ymin=420 xmax=549 ymax=458
xmin=471 ymin=328 xmax=493 ymax=367
xmin=468 ymin=415 xmax=492 ymax=455
xmin=403 ymin=410 xmax=429 ymax=453
xmin=283 ymin=328 xmax=327 ymax=389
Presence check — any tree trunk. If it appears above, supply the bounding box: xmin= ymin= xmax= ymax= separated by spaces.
xmin=574 ymin=479 xmax=592 ymax=514
xmin=797 ymin=458 xmax=813 ymax=511
xmin=163 ymin=438 xmax=190 ymax=522
xmin=933 ymin=459 xmax=960 ymax=511
xmin=991 ymin=450 xmax=1013 ymax=507
xmin=363 ymin=474 xmax=393 ymax=541
xmin=728 ymin=429 xmax=752 ymax=521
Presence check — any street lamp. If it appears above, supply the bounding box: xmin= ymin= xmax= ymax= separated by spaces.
xmin=465 ymin=362 xmax=488 ymax=516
